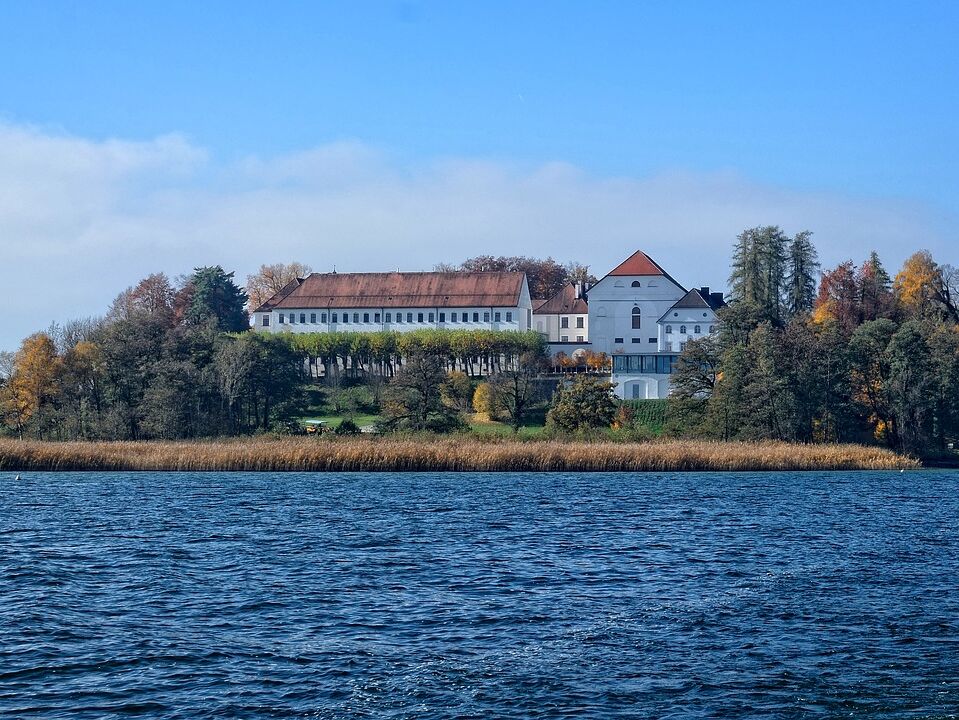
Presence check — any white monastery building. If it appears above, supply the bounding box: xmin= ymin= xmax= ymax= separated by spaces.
xmin=587 ymin=250 xmax=724 ymax=400
xmin=532 ymin=282 xmax=589 ymax=343
xmin=252 ymin=271 xmax=533 ymax=334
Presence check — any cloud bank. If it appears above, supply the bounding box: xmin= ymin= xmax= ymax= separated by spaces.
xmin=1 ymin=122 xmax=955 ymax=350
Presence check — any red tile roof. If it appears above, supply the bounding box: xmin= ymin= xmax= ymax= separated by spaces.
xmin=255 ymin=271 xmax=527 ymax=312
xmin=533 ymin=283 xmax=588 ymax=315
xmin=608 ymin=250 xmax=669 ymax=276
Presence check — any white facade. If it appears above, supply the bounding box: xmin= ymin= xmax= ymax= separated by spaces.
xmin=587 ymin=251 xmax=724 ymax=400
xmin=256 ymin=304 xmax=531 ymax=333
xmin=252 ymin=271 xmax=534 ymax=336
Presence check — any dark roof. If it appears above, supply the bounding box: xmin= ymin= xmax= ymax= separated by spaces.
xmin=601 ymin=249 xmax=685 ymax=291
xmin=254 ymin=271 xmax=527 ymax=311
xmin=533 ymin=283 xmax=588 ymax=315
xmin=667 ymin=288 xmax=727 ymax=312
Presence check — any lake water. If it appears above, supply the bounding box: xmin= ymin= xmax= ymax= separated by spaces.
xmin=1 ymin=471 xmax=958 ymax=718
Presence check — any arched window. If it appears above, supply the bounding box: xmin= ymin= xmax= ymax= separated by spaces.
xmin=631 ymin=306 xmax=641 ymax=329
xmin=631 ymin=280 xmax=641 ymax=288
xmin=665 ymin=325 xmax=672 ymax=334
xmin=680 ymin=325 xmax=687 ymax=334
xmin=694 ymin=325 xmax=701 ymax=334
xmin=614 ymin=280 xmax=625 ymax=287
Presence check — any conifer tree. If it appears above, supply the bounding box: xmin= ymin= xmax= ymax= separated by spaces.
xmin=784 ymin=230 xmax=819 ymax=319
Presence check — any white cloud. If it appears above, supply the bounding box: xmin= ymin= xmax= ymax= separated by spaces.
xmin=0 ymin=122 xmax=955 ymax=350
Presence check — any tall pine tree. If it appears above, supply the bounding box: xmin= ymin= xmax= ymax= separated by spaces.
xmin=784 ymin=230 xmax=819 ymax=319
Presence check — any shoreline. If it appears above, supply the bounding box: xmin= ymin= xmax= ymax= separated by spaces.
xmin=0 ymin=438 xmax=919 ymax=472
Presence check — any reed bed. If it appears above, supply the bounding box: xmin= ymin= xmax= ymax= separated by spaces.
xmin=0 ymin=437 xmax=918 ymax=472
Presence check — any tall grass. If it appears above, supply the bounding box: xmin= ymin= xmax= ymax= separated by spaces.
xmin=0 ymin=437 xmax=917 ymax=472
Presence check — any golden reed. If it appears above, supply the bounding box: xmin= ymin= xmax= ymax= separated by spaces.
xmin=0 ymin=437 xmax=917 ymax=472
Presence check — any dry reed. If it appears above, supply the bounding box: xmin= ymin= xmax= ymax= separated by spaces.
xmin=0 ymin=437 xmax=918 ymax=472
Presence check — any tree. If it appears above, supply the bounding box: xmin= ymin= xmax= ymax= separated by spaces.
xmin=246 ymin=261 xmax=313 ymax=312
xmin=186 ymin=266 xmax=249 ymax=331
xmin=847 ymin=319 xmax=898 ymax=447
xmin=382 ymin=354 xmax=463 ymax=431
xmin=886 ymin=320 xmax=935 ymax=454
xmin=546 ymin=375 xmax=617 ymax=432
xmin=813 ymin=261 xmax=860 ymax=333
xmin=728 ymin=226 xmax=788 ymax=321
xmin=441 ymin=371 xmax=474 ymax=413
xmin=4 ymin=333 xmax=63 ymax=439
xmin=784 ymin=230 xmax=819 ymax=318
xmin=858 ymin=251 xmax=895 ymax=322
xmin=440 ymin=255 xmax=589 ymax=299
xmin=893 ymin=251 xmax=957 ymax=322
xmin=487 ymin=352 xmax=544 ymax=431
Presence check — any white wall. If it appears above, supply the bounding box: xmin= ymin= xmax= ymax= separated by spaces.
xmin=255 ymin=305 xmax=529 ymax=334
xmin=587 ymin=274 xmax=685 ymax=356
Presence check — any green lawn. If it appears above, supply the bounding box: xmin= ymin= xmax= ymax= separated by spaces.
xmin=468 ymin=416 xmax=547 ymax=439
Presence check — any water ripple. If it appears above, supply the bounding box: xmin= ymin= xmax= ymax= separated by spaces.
xmin=1 ymin=470 xmax=958 ymax=718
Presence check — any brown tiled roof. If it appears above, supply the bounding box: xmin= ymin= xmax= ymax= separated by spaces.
xmin=533 ymin=283 xmax=588 ymax=315
xmin=599 ymin=249 xmax=685 ymax=292
xmin=255 ymin=271 xmax=526 ymax=311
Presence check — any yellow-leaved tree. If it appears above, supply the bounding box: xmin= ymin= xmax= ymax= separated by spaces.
xmin=3 ymin=333 xmax=63 ymax=439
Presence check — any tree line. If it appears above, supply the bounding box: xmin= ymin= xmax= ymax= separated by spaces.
xmin=671 ymin=228 xmax=959 ymax=455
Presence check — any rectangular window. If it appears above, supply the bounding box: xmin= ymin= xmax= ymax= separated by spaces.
xmin=385 ymin=312 xmax=391 ymax=322
xmin=494 ymin=311 xmax=501 ymax=322
xmin=418 ymin=312 xmax=424 ymax=323
xmin=483 ymin=312 xmax=490 ymax=322
xmin=300 ymin=313 xmax=306 ymax=324
xmin=375 ymin=313 xmax=381 ymax=323
xmin=614 ymin=337 xmax=624 ymax=344
xmin=310 ymin=313 xmax=316 ymax=323
xmin=506 ymin=311 xmax=513 ymax=322
xmin=363 ymin=313 xmax=370 ymax=323
xmin=450 ymin=312 xmax=457 ymax=322
xmin=262 ymin=315 xmax=270 ymax=327
xmin=577 ymin=335 xmax=584 ymax=342
xmin=439 ymin=312 xmax=445 ymax=322
xmin=342 ymin=314 xmax=348 ymax=324
xmin=665 ymin=341 xmax=672 ymax=351
xmin=561 ymin=317 xmax=569 ymax=329
xmin=576 ymin=317 xmax=584 ymax=328
xmin=321 ymin=313 xmax=327 ymax=323
xmin=561 ymin=335 xmax=569 ymax=342
xmin=631 ymin=338 xmax=642 ymax=343
xmin=353 ymin=313 xmax=359 ymax=323
xmin=290 ymin=313 xmax=296 ymax=324
xmin=428 ymin=312 xmax=434 ymax=322
xmin=395 ymin=313 xmax=402 ymax=324
xmin=648 ymin=337 xmax=656 ymax=343
xmin=279 ymin=313 xmax=285 ymax=324
xmin=331 ymin=313 xmax=338 ymax=323
xmin=473 ymin=312 xmax=479 ymax=322
xmin=407 ymin=313 xmax=413 ymax=323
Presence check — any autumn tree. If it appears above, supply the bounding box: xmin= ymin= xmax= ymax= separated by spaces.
xmin=3 ymin=333 xmax=63 ymax=439
xmin=894 ymin=251 xmax=959 ymax=323
xmin=546 ymin=375 xmax=617 ymax=432
xmin=813 ymin=261 xmax=860 ymax=333
xmin=246 ymin=261 xmax=312 ymax=312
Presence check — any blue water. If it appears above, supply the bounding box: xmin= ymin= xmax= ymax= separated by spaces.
xmin=1 ymin=472 xmax=958 ymax=719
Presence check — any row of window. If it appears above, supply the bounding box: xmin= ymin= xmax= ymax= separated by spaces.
xmin=559 ymin=317 xmax=585 ymax=329
xmin=665 ymin=324 xmax=707 ymax=334
xmin=268 ymin=310 xmax=514 ymax=327
xmin=559 ymin=335 xmax=586 ymax=342
xmin=612 ymin=354 xmax=680 ymax=375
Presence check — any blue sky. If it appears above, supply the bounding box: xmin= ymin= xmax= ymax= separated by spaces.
xmin=0 ymin=1 xmax=957 ymax=349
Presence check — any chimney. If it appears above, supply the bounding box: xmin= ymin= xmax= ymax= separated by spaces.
xmin=699 ymin=286 xmax=710 ymax=297
xmin=574 ymin=281 xmax=582 ymax=298
xmin=710 ymin=292 xmax=724 ymax=306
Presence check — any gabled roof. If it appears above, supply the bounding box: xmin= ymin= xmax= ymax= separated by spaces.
xmin=532 ymin=283 xmax=588 ymax=315
xmin=254 ymin=271 xmax=527 ymax=312
xmin=658 ymin=288 xmax=726 ymax=321
xmin=600 ymin=249 xmax=685 ymax=291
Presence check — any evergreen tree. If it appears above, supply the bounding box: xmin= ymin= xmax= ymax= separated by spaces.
xmin=858 ymin=251 xmax=894 ymax=322
xmin=186 ymin=266 xmax=249 ymax=332
xmin=784 ymin=230 xmax=819 ymax=319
